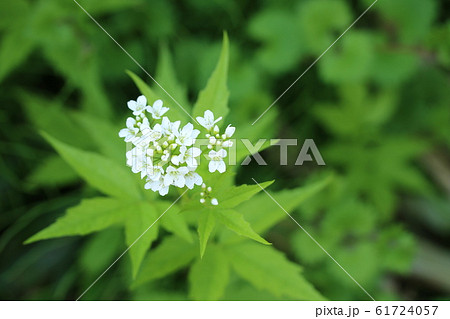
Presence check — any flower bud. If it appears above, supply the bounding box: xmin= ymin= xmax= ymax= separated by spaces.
xmin=225 ymin=125 xmax=235 ymax=138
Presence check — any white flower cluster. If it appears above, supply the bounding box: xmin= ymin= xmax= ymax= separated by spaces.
xmin=119 ymin=96 xmax=235 ymax=203
xmin=196 ymin=110 xmax=235 ymax=174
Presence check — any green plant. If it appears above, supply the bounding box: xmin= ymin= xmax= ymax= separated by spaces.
xmin=24 ymin=35 xmax=330 ymax=300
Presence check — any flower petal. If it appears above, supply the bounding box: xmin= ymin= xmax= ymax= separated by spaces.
xmin=153 ymin=99 xmax=163 ymax=109
xmin=217 ymin=161 xmax=226 ymax=173
xmin=127 ymin=100 xmax=137 ymax=111
xmin=137 ymin=95 xmax=147 ymax=106
xmin=209 ymin=160 xmax=218 ymax=173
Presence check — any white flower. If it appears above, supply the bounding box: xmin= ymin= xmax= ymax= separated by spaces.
xmin=164 ymin=166 xmax=189 ymax=187
xmin=208 ymin=149 xmax=227 ymax=173
xmin=147 ymin=99 xmax=169 ymax=119
xmin=196 ymin=110 xmax=222 ymax=130
xmin=224 ymin=125 xmax=235 ymax=138
xmin=221 ymin=140 xmax=233 ymax=148
xmin=127 ymin=95 xmax=148 ymax=116
xmin=142 ymin=158 xmax=164 ymax=181
xmin=145 ymin=177 xmax=169 ymax=196
xmin=140 ymin=155 xmax=153 ymax=179
xmin=161 ymin=117 xmax=181 ymax=135
xmin=126 ymin=146 xmax=146 ymax=173
xmin=184 ymin=167 xmax=203 ymax=189
xmin=172 ymin=146 xmax=201 ymax=167
xmin=139 ymin=117 xmax=150 ymax=131
xmin=138 ymin=125 xmax=163 ymax=146
xmin=119 ymin=117 xmax=139 ymax=142
xmin=176 ymin=123 xmax=200 ymax=146
xmin=122 ymin=94 xmax=236 ymax=197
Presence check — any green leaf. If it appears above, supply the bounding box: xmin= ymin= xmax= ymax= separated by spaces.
xmin=82 ymin=0 xmax=141 ymax=15
xmin=79 ymin=228 xmax=123 ymax=277
xmin=25 ymin=198 xmax=128 ymax=244
xmin=192 ymin=33 xmax=229 ymax=121
xmin=319 ymin=32 xmax=375 ymax=84
xmin=188 ymin=246 xmax=230 ymax=300
xmin=224 ymin=242 xmax=324 ymax=300
xmin=237 ymin=176 xmax=332 ymax=235
xmin=158 ymin=202 xmax=193 ymax=243
xmin=197 ymin=209 xmax=216 ymax=257
xmin=21 ymin=94 xmax=91 ymax=148
xmin=134 ymin=236 xmax=196 ymax=287
xmin=0 ymin=0 xmax=29 ymax=31
xmin=42 ymin=132 xmax=141 ymax=200
xmin=27 ymin=155 xmax=78 ymax=189
xmin=375 ymin=0 xmax=437 ymax=45
xmin=125 ymin=202 xmax=160 ymax=278
xmin=215 ymin=209 xmax=270 ymax=245
xmin=0 ymin=24 xmax=35 ymax=82
xmin=298 ymin=0 xmax=351 ymax=54
xmin=73 ymin=112 xmax=123 ymax=163
xmin=217 ymin=180 xmax=274 ymax=209
xmin=126 ymin=70 xmax=159 ymax=103
xmin=155 ymin=45 xmax=190 ymax=122
xmin=248 ymin=9 xmax=305 ymax=73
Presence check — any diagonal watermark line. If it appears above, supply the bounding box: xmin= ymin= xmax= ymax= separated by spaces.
xmin=76 ymin=190 xmax=187 ymax=301
xmin=72 ymin=0 xmax=198 ymax=124
xmin=252 ymin=0 xmax=378 ymax=125
xmin=251 ymin=178 xmax=376 ymax=301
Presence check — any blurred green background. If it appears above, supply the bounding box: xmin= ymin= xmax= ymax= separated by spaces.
xmin=1 ymin=0 xmax=449 ymax=300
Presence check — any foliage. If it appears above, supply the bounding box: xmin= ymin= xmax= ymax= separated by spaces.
xmin=1 ymin=0 xmax=449 ymax=301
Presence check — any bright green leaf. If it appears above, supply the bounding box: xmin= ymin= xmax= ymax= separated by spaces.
xmin=238 ymin=176 xmax=332 ymax=235
xmin=215 ymin=209 xmax=270 ymax=245
xmin=155 ymin=45 xmax=190 ymax=122
xmin=192 ymin=33 xmax=229 ymax=121
xmin=125 ymin=202 xmax=160 ymax=278
xmin=42 ymin=132 xmax=141 ymax=200
xmin=217 ymin=180 xmax=274 ymax=209
xmin=224 ymin=242 xmax=325 ymax=300
xmin=198 ymin=209 xmax=216 ymax=257
xmin=158 ymin=202 xmax=193 ymax=243
xmin=25 ymin=197 xmax=128 ymax=244
xmin=188 ymin=246 xmax=230 ymax=300
xmin=134 ymin=235 xmax=196 ymax=286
